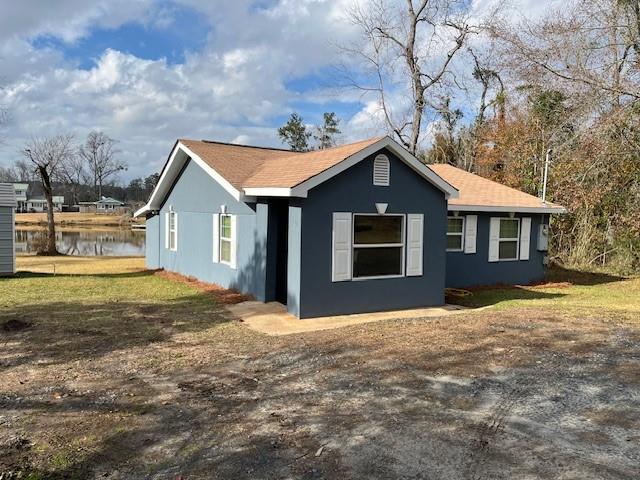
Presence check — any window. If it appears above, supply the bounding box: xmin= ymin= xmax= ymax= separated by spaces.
xmin=352 ymin=214 xmax=404 ymax=278
xmin=373 ymin=154 xmax=390 ymax=186
xmin=447 ymin=217 xmax=464 ymax=251
xmin=219 ymin=214 xmax=233 ymax=264
xmin=168 ymin=211 xmax=177 ymax=251
xmin=498 ymin=218 xmax=519 ymax=260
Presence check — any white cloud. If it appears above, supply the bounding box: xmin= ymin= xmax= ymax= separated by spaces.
xmin=0 ymin=0 xmax=563 ymax=182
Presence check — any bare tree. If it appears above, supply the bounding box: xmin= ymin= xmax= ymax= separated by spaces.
xmin=342 ymin=0 xmax=480 ymax=154
xmin=22 ymin=135 xmax=74 ymax=255
xmin=79 ymin=131 xmax=126 ymax=199
xmin=57 ymin=152 xmax=88 ymax=205
xmin=490 ymin=0 xmax=640 ymax=107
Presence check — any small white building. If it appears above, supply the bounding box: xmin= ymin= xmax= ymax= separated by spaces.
xmin=12 ymin=183 xmax=28 ymax=212
xmin=26 ymin=196 xmax=65 ymax=212
xmin=0 ymin=183 xmax=16 ymax=275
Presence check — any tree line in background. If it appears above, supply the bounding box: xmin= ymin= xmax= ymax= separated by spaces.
xmin=0 ymin=132 xmax=159 ymax=207
xmin=342 ymin=0 xmax=640 ymax=274
xmin=0 ymin=131 xmax=158 ymax=254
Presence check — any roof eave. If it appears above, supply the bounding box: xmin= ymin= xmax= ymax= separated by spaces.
xmin=448 ymin=204 xmax=567 ymax=214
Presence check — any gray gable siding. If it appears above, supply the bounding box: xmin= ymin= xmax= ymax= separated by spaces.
xmin=152 ymin=158 xmax=268 ymax=300
xmin=0 ymin=206 xmax=15 ymax=275
xmin=293 ymin=148 xmax=448 ymax=318
xmin=445 ymin=213 xmax=547 ymax=288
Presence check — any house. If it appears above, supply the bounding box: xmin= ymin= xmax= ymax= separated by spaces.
xmin=26 ymin=196 xmax=65 ymax=212
xmin=12 ymin=183 xmax=28 ymax=212
xmin=135 ymin=136 xmax=565 ymax=319
xmin=0 ymin=184 xmax=16 ymax=275
xmin=78 ymin=197 xmax=126 ymax=213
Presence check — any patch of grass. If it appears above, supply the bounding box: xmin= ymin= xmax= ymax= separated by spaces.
xmin=449 ymin=265 xmax=640 ymax=321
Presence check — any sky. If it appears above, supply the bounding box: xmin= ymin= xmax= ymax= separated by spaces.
xmin=0 ymin=0 xmax=557 ymax=183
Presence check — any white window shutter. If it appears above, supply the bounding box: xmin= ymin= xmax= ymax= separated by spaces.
xmin=406 ymin=214 xmax=424 ymax=276
xmin=212 ymin=213 xmax=220 ymax=263
xmin=174 ymin=213 xmax=178 ymax=250
xmin=488 ymin=217 xmax=500 ymax=262
xmin=464 ymin=215 xmax=477 ymax=254
xmin=165 ymin=212 xmax=170 ymax=249
xmin=230 ymin=215 xmax=237 ymax=269
xmin=332 ymin=212 xmax=352 ymax=281
xmin=520 ymin=217 xmax=531 ymax=260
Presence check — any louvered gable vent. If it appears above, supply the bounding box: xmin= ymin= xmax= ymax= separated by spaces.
xmin=373 ymin=154 xmax=390 ymax=186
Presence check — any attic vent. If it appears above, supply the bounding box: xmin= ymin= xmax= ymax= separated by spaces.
xmin=373 ymin=154 xmax=390 ymax=186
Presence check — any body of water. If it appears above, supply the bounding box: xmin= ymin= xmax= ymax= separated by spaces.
xmin=15 ymin=228 xmax=146 ymax=256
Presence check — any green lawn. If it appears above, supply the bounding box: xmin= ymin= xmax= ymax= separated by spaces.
xmin=448 ymin=266 xmax=640 ymax=321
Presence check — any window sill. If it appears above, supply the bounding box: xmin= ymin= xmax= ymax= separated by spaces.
xmin=446 ymin=249 xmax=463 ymax=253
xmin=352 ymin=274 xmax=405 ymax=281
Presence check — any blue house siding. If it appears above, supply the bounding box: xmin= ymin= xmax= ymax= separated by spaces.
xmin=445 ymin=213 xmax=548 ymax=288
xmin=145 ymin=214 xmax=160 ymax=269
xmin=287 ymin=205 xmax=302 ymax=318
xmin=153 ymin=159 xmax=268 ymax=300
xmin=295 ymin=149 xmax=448 ymax=318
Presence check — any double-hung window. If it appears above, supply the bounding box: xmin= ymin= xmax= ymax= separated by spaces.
xmin=447 ymin=217 xmax=464 ymax=251
xmin=352 ymin=214 xmax=404 ymax=279
xmin=219 ymin=214 xmax=233 ymax=265
xmin=168 ymin=211 xmax=177 ymax=251
xmin=498 ymin=218 xmax=520 ymax=261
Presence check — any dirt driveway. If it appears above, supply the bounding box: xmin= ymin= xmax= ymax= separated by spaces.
xmin=1 ymin=259 xmax=639 ymax=479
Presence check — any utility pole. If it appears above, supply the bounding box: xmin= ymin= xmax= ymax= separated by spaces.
xmin=542 ymin=148 xmax=551 ymax=204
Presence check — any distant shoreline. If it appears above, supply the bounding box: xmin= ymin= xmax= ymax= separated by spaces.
xmin=16 ymin=212 xmax=144 ymax=228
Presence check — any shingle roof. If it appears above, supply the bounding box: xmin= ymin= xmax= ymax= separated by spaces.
xmin=428 ymin=163 xmax=565 ymax=212
xmin=179 ymin=139 xmax=299 ymax=189
xmin=180 ymin=137 xmax=384 ymax=189
xmin=243 ymin=137 xmax=384 ymax=188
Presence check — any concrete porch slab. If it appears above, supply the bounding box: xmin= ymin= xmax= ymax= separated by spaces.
xmin=226 ymin=301 xmax=474 ymax=336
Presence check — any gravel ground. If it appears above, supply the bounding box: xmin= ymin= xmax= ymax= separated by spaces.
xmin=1 ymin=303 xmax=639 ymax=479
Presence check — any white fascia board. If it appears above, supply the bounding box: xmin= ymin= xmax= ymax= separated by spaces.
xmin=242 ymin=187 xmax=307 ymax=198
xmin=133 ymin=205 xmax=151 ymax=218
xmin=143 ymin=141 xmax=245 ymax=216
xmin=448 ymin=204 xmax=567 ymax=214
xmin=178 ymin=143 xmax=243 ymax=202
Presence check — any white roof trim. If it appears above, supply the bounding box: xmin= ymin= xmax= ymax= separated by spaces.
xmin=243 ymin=187 xmax=307 ymax=198
xmin=448 ymin=204 xmax=566 ymax=214
xmin=241 ymin=136 xmax=459 ymax=199
xmin=134 ymin=141 xmax=246 ymax=217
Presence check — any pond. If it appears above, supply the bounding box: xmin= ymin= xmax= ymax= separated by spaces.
xmin=15 ymin=227 xmax=146 ymax=256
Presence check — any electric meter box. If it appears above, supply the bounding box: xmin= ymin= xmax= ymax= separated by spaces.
xmin=538 ymin=224 xmax=549 ymax=251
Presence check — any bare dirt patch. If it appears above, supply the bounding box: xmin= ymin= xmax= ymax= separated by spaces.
xmin=2 ymin=259 xmax=640 ymax=479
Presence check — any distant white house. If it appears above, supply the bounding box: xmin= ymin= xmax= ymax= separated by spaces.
xmin=79 ymin=197 xmax=126 ymax=213
xmin=26 ymin=196 xmax=65 ymax=212
xmin=12 ymin=183 xmax=28 ymax=212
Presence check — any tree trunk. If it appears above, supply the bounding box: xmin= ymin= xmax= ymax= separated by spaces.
xmin=38 ymin=166 xmax=58 ymax=255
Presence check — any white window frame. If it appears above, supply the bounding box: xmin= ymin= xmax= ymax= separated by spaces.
xmin=446 ymin=216 xmax=465 ymax=252
xmin=498 ymin=217 xmax=520 ymax=261
xmin=351 ymin=213 xmax=406 ymax=281
xmin=219 ymin=214 xmax=233 ymax=266
xmin=168 ymin=211 xmax=178 ymax=251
